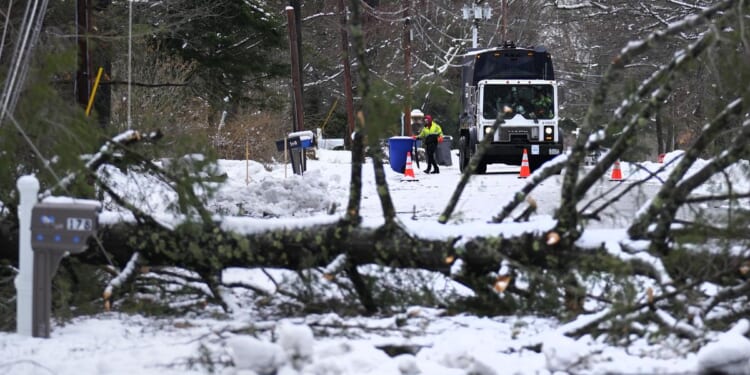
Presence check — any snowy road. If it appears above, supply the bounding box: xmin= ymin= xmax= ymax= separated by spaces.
xmin=210 ymin=149 xmax=693 ymax=236
xmin=349 ymin=152 xmax=661 ymax=229
xmin=195 ymin=148 xmax=745 ymax=237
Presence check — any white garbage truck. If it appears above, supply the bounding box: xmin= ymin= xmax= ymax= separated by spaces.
xmin=457 ymin=41 xmax=563 ymax=173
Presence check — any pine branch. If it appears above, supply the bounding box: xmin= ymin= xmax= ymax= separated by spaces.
xmin=344 ymin=118 xmax=365 ymax=225
xmin=701 ymin=279 xmax=750 ymax=318
xmin=647 ymin=119 xmax=750 ymax=250
xmin=557 ymin=0 xmax=735 ymax=243
xmin=102 ymin=252 xmax=141 ymax=311
xmin=41 ymin=130 xmax=162 ymax=198
xmin=574 ymin=26 xmax=719 ymax=203
xmin=628 ymin=99 xmax=745 ymax=238
xmin=491 ymin=155 xmax=566 ymax=223
xmin=682 ymin=191 xmax=750 ymax=204
xmin=579 ymin=158 xmax=678 ymax=222
xmin=367 ymin=147 xmax=396 ymax=226
xmin=344 ymin=0 xmax=370 ymax=226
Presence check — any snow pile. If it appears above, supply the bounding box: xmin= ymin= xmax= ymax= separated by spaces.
xmin=212 ymin=162 xmax=342 ymax=218
xmin=541 ymin=331 xmax=591 ymax=372
xmin=696 ymin=319 xmax=750 ymax=375
xmin=277 ymin=322 xmax=315 ymax=370
xmin=207 ymin=151 xmax=353 ymax=218
xmin=623 ymin=150 xmax=750 ymax=203
xmin=228 ymin=335 xmax=287 ymax=374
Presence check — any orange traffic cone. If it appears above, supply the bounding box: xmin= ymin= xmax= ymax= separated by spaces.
xmin=609 ymin=160 xmax=623 ymax=181
xmin=518 ymin=149 xmax=531 ymax=178
xmin=401 ymin=151 xmax=418 ymax=181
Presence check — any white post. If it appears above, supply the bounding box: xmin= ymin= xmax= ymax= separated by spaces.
xmin=284 ymin=134 xmax=288 ymax=178
xmin=472 ymin=22 xmax=478 ymax=48
xmin=15 ymin=175 xmax=39 ymax=336
xmin=245 ymin=140 xmax=250 ymax=186
xmin=400 ymin=113 xmax=405 ymax=136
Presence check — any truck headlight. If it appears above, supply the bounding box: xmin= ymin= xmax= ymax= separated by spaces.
xmin=544 ymin=126 xmax=554 ymax=141
xmin=484 ymin=126 xmax=493 ymax=135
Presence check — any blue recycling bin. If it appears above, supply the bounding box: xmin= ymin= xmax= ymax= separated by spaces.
xmin=388 ymin=136 xmax=416 ymax=173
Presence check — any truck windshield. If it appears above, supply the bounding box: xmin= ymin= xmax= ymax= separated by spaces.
xmin=482 ymin=84 xmax=554 ymax=120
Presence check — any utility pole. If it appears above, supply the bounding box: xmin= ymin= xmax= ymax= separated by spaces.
xmin=76 ymin=0 xmax=92 ymax=109
xmin=461 ymin=2 xmax=492 ymax=49
xmin=501 ymin=0 xmax=507 ymax=41
xmin=338 ymin=0 xmax=355 ymax=147
xmin=403 ymin=0 xmax=412 ymax=135
xmin=286 ymin=7 xmax=304 ymax=132
xmin=290 ymin=0 xmax=304 ymax=122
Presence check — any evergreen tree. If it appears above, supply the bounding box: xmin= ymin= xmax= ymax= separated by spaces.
xmin=142 ymin=0 xmax=288 ymax=108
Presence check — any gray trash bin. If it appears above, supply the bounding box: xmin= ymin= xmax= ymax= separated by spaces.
xmin=436 ymin=135 xmax=453 ymax=166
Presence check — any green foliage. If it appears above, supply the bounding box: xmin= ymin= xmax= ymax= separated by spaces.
xmin=412 ymin=80 xmax=462 ymax=138
xmin=320 ymin=111 xmax=350 ymax=139
xmin=559 ymin=117 xmax=579 ymax=134
xmin=697 ymin=29 xmax=750 ymax=156
xmin=145 ymin=0 xmax=288 ymax=108
xmin=447 ymin=279 xmax=521 ymax=317
xmin=0 ymin=265 xmax=16 ymax=331
xmin=53 ymin=260 xmax=111 ymax=320
xmin=365 ymin=267 xmax=461 ymax=312
xmin=663 ymin=245 xmax=732 ymax=284
xmin=115 ymin=281 xmax=203 ymax=317
xmin=0 ymin=47 xmax=102 ymax=203
xmin=361 ymin=78 xmax=403 ymax=142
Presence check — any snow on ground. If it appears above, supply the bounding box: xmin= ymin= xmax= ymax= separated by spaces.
xmin=3 ymin=148 xmax=749 ymax=374
xmin=0 ymin=307 xmax=702 ymax=375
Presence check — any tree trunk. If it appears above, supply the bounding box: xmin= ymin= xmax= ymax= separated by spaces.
xmin=655 ymin=109 xmax=664 ymax=156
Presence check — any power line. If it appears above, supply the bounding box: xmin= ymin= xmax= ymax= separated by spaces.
xmin=128 ymin=0 xmax=133 ymax=130
xmin=6 ymin=113 xmax=68 ymax=195
xmin=0 ymin=0 xmax=15 ymax=63
xmin=359 ymin=0 xmax=408 ymax=22
xmin=0 ymin=0 xmax=48 ymax=128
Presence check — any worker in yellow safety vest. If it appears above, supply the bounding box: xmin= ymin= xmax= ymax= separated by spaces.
xmin=416 ymin=114 xmax=443 ymax=174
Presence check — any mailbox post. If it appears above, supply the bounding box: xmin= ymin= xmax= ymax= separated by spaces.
xmin=276 ymin=131 xmax=314 ymax=175
xmin=16 ymin=176 xmax=39 ymax=337
xmin=29 ymin=202 xmax=99 ymax=338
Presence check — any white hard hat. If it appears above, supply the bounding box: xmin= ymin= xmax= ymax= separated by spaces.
xmin=410 ymin=109 xmax=424 ymax=118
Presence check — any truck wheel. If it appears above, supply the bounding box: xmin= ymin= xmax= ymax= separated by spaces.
xmin=458 ymin=136 xmax=471 ymax=172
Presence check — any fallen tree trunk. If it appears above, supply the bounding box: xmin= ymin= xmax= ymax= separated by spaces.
xmin=88 ymin=218 xmax=616 ymax=303
xmin=94 ymin=219 xmax=459 ymax=274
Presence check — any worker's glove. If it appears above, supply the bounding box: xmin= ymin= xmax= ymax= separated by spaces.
xmin=438 ymin=135 xmax=444 ymax=143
